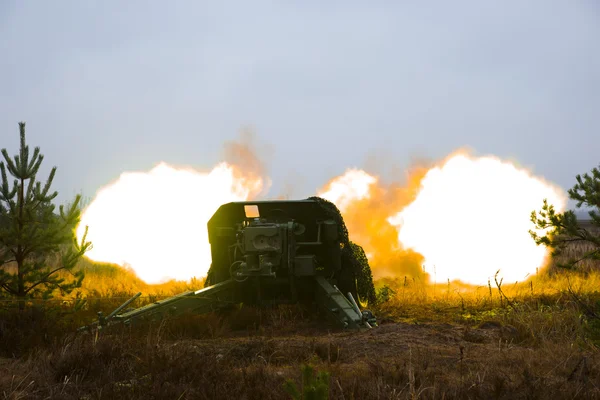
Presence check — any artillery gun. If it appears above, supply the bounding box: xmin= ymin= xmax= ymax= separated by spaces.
xmin=80 ymin=198 xmax=377 ymax=332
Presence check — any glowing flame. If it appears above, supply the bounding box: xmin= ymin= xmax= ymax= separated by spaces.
xmin=318 ymin=169 xmax=376 ymax=212
xmin=318 ymin=153 xmax=567 ymax=284
xmin=318 ymin=168 xmax=428 ymax=279
xmin=77 ymin=142 xmax=567 ymax=286
xmin=388 ymin=153 xmax=567 ymax=284
xmin=77 ymin=162 xmax=263 ymax=283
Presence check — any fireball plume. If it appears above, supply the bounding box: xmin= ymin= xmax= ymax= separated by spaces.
xmin=319 ymin=153 xmax=567 ymax=285
xmin=318 ymin=167 xmax=429 ymax=280
xmin=77 ymin=136 xmax=267 ymax=283
xmin=78 ymin=140 xmax=566 ymax=286
xmin=388 ymin=153 xmax=567 ymax=285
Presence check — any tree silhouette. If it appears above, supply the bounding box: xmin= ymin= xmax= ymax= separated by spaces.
xmin=530 ymin=164 xmax=600 ymax=269
xmin=0 ymin=122 xmax=91 ymax=304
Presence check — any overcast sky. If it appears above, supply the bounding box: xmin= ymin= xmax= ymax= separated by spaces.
xmin=1 ymin=1 xmax=598 ymax=208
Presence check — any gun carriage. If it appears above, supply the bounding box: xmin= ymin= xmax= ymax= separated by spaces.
xmin=81 ymin=198 xmax=377 ymax=332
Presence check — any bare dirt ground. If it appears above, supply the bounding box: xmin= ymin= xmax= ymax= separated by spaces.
xmin=189 ymin=321 xmax=600 ymax=398
xmin=1 ymin=318 xmax=599 ymax=399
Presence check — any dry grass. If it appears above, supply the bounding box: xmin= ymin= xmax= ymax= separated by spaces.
xmin=1 ymin=311 xmax=599 ymax=399
xmin=3 ymin=246 xmax=600 ymax=399
xmin=0 ymin=258 xmax=205 ymax=305
xmin=1 ymin=267 xmax=600 ymax=399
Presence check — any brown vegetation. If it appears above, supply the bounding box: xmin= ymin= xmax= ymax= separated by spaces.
xmin=545 ymin=220 xmax=600 ymax=274
xmin=2 ymin=261 xmax=600 ymax=399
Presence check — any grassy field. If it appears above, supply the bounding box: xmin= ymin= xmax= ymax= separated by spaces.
xmin=2 ymin=257 xmax=600 ymax=399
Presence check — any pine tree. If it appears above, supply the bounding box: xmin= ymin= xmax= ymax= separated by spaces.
xmin=530 ymin=164 xmax=600 ymax=269
xmin=0 ymin=122 xmax=91 ymax=304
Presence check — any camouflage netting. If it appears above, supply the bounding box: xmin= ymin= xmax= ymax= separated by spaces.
xmin=307 ymin=196 xmax=377 ymax=305
xmin=342 ymin=241 xmax=377 ymax=305
xmin=205 ymin=265 xmax=216 ymax=287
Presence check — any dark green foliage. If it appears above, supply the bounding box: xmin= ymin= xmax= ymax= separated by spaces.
xmin=307 ymin=196 xmax=349 ymax=244
xmin=0 ymin=122 xmax=91 ymax=301
xmin=283 ymin=364 xmax=330 ymax=400
xmin=341 ymin=241 xmax=376 ymax=304
xmin=530 ymin=163 xmax=600 ymax=269
xmin=309 ymin=196 xmax=377 ymax=305
xmin=205 ymin=264 xmax=215 ymax=287
xmin=376 ymin=284 xmax=397 ymax=304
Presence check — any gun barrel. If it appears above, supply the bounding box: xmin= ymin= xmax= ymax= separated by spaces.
xmin=347 ymin=292 xmax=362 ymax=316
xmin=108 ymin=292 xmax=142 ymax=319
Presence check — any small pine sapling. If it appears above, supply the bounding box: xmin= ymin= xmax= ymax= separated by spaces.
xmin=530 ymin=164 xmax=600 ymax=269
xmin=0 ymin=122 xmax=91 ymax=306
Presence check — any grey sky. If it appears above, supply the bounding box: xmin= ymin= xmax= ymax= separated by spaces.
xmin=1 ymin=1 xmax=599 ymax=208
